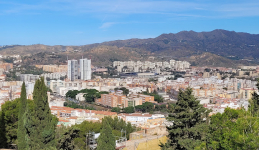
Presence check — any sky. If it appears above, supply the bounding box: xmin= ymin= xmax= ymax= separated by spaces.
xmin=1 ymin=0 xmax=259 ymax=45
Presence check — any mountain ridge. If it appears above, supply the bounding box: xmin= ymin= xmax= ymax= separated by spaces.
xmin=1 ymin=29 xmax=259 ymax=67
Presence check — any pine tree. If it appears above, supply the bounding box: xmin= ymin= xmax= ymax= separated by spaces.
xmin=24 ymin=78 xmax=58 ymax=149
xmin=161 ymin=87 xmax=210 ymax=150
xmin=97 ymin=120 xmax=116 ymax=150
xmin=17 ymin=82 xmax=27 ymax=150
xmin=56 ymin=126 xmax=80 ymax=150
xmin=249 ymin=78 xmax=259 ymax=116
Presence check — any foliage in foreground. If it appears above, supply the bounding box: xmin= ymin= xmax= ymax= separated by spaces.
xmin=163 ymin=79 xmax=259 ymax=150
xmin=56 ymin=125 xmax=80 ymax=150
xmin=0 ymin=98 xmax=34 ymax=148
xmin=73 ymin=116 xmax=136 ymax=149
xmin=161 ymin=87 xmax=210 ymax=150
xmin=97 ymin=120 xmax=115 ymax=150
xmin=17 ymin=82 xmax=27 ymax=150
xmin=197 ymin=108 xmax=259 ymax=150
xmin=24 ymin=78 xmax=58 ymax=149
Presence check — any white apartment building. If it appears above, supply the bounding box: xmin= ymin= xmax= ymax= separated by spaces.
xmin=80 ymin=58 xmax=91 ymax=80
xmin=118 ymin=113 xmax=152 ymax=123
xmin=49 ymin=80 xmax=64 ymax=93
xmin=19 ymin=74 xmax=40 ymax=82
xmin=68 ymin=60 xmax=78 ymax=81
xmin=41 ymin=72 xmax=67 ymax=80
xmin=113 ymin=59 xmax=190 ymax=73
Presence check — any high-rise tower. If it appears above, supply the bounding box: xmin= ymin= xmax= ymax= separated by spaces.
xmin=80 ymin=58 xmax=91 ymax=80
xmin=68 ymin=60 xmax=78 ymax=81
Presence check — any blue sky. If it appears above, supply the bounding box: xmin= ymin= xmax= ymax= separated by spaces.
xmin=1 ymin=0 xmax=259 ymax=45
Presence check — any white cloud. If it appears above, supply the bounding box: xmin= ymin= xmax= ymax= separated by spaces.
xmin=1 ymin=0 xmax=259 ymax=18
xmin=99 ymin=22 xmax=116 ymax=29
xmin=215 ymin=2 xmax=259 ymax=17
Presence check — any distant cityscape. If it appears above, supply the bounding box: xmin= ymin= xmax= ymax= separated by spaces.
xmin=1 ymin=53 xmax=259 ymax=149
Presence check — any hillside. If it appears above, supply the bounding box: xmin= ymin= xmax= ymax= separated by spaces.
xmin=22 ymin=46 xmax=150 ymax=67
xmin=95 ymin=29 xmax=259 ymax=60
xmin=182 ymin=52 xmax=245 ymax=68
xmin=1 ymin=29 xmax=259 ymax=67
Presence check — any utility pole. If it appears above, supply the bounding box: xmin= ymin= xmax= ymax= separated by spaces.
xmin=85 ymin=132 xmax=88 ymax=150
xmin=86 ymin=131 xmax=91 ymax=150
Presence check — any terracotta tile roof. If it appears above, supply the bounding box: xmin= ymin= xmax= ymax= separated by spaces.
xmin=68 ymin=116 xmax=78 ymax=119
xmin=118 ymin=113 xmax=152 ymax=117
xmin=50 ymin=106 xmax=117 ymax=116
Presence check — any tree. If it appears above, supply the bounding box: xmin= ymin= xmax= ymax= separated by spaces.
xmin=111 ymin=107 xmax=121 ymax=113
xmin=72 ymin=117 xmax=136 ymax=149
xmin=0 ymin=99 xmax=34 ymax=149
xmin=97 ymin=120 xmax=115 ymax=150
xmin=56 ymin=126 xmax=80 ymax=150
xmin=200 ymin=108 xmax=259 ymax=150
xmin=65 ymin=90 xmax=80 ymax=99
xmin=17 ymin=82 xmax=27 ymax=150
xmin=73 ymin=121 xmax=102 ymax=149
xmin=174 ymin=74 xmax=183 ymax=80
xmin=204 ymin=68 xmax=211 ymax=72
xmin=24 ymin=77 xmax=58 ymax=149
xmin=249 ymin=78 xmax=259 ymax=116
xmin=80 ymin=89 xmax=107 ymax=102
xmin=161 ymin=88 xmax=210 ymax=149
xmin=64 ymin=101 xmax=95 ymax=110
xmin=154 ymin=94 xmax=163 ymax=103
xmin=124 ymin=106 xmax=135 ymax=113
xmin=135 ymin=102 xmax=154 ymax=113
xmin=0 ymin=110 xmax=7 ymax=148
xmin=114 ymin=87 xmax=129 ymax=95
xmin=142 ymin=91 xmax=164 ymax=103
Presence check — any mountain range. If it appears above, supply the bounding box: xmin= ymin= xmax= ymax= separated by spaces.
xmin=1 ymin=29 xmax=259 ymax=68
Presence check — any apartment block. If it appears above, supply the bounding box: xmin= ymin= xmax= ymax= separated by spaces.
xmin=138 ymin=94 xmax=155 ymax=103
xmin=0 ymin=61 xmax=13 ymax=71
xmin=99 ymin=93 xmax=118 ymax=107
xmin=113 ymin=59 xmax=190 ymax=73
xmin=126 ymin=97 xmax=142 ymax=107
xmin=19 ymin=74 xmax=40 ymax=82
xmin=116 ymin=94 xmax=126 ymax=106
xmin=35 ymin=65 xmax=67 ymax=72
xmin=80 ymin=58 xmax=91 ymax=80
xmin=68 ymin=60 xmax=78 ymax=81
xmin=239 ymin=88 xmax=257 ymax=99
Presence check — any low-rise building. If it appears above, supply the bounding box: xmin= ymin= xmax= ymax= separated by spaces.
xmin=76 ymin=93 xmax=86 ymax=101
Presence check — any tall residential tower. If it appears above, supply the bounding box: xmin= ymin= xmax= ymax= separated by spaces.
xmin=80 ymin=58 xmax=91 ymax=80
xmin=68 ymin=60 xmax=78 ymax=81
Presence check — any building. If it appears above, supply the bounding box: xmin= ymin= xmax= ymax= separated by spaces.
xmin=35 ymin=65 xmax=67 ymax=73
xmin=41 ymin=72 xmax=67 ymax=80
xmin=239 ymin=88 xmax=257 ymax=99
xmin=99 ymin=93 xmax=118 ymax=107
xmin=19 ymin=74 xmax=40 ymax=82
xmin=76 ymin=93 xmax=86 ymax=101
xmin=49 ymin=80 xmax=64 ymax=93
xmin=80 ymin=58 xmax=91 ymax=80
xmin=118 ymin=113 xmax=152 ymax=124
xmin=126 ymin=98 xmax=142 ymax=107
xmin=0 ymin=61 xmax=13 ymax=71
xmin=68 ymin=60 xmax=78 ymax=81
xmin=139 ymin=94 xmax=155 ymax=103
